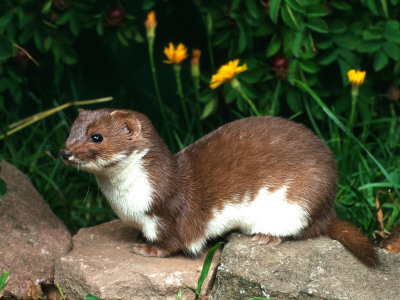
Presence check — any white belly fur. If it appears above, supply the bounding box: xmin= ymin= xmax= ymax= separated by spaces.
xmin=96 ymin=149 xmax=159 ymax=242
xmin=187 ymin=185 xmax=309 ymax=255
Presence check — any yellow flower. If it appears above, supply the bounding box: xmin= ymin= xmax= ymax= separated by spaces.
xmin=347 ymin=69 xmax=366 ymax=86
xmin=145 ymin=11 xmax=157 ymax=39
xmin=163 ymin=43 xmax=188 ymax=64
xmin=210 ymin=59 xmax=247 ymax=89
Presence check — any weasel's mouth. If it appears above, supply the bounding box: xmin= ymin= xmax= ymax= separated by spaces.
xmin=61 ymin=157 xmax=87 ymax=167
xmin=60 ymin=152 xmax=87 ymax=166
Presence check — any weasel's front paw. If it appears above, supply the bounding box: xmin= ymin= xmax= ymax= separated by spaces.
xmin=132 ymin=242 xmax=172 ymax=257
xmin=252 ymin=234 xmax=283 ymax=246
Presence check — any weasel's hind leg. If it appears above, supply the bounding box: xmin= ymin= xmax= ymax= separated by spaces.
xmin=252 ymin=234 xmax=284 ymax=246
xmin=132 ymin=242 xmax=180 ymax=257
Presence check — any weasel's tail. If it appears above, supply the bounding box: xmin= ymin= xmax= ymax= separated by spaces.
xmin=325 ymin=218 xmax=378 ymax=267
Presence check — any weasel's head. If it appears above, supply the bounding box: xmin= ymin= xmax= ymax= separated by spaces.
xmin=60 ymin=109 xmax=144 ymax=173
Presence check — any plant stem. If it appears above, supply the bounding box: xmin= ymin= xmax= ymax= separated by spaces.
xmin=231 ymin=78 xmax=261 ymax=116
xmin=389 ymin=102 xmax=397 ymax=147
xmin=173 ymin=64 xmax=191 ymax=131
xmin=344 ymin=86 xmax=358 ymax=153
xmin=207 ymin=36 xmax=215 ymax=73
xmin=349 ymin=86 xmax=358 ymax=132
xmin=270 ymin=79 xmax=281 ymax=115
xmin=380 ymin=0 xmax=390 ymax=19
xmin=192 ymin=73 xmax=203 ymax=137
xmin=0 ymin=97 xmax=113 ymax=140
xmin=147 ymin=38 xmax=174 ymax=150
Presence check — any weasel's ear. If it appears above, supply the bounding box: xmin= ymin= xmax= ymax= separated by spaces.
xmin=123 ymin=118 xmax=141 ymax=140
xmin=110 ymin=110 xmax=141 ymax=139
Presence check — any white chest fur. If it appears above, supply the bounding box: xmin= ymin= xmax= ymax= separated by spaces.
xmin=95 ymin=149 xmax=159 ymax=241
xmin=187 ymin=185 xmax=309 ymax=254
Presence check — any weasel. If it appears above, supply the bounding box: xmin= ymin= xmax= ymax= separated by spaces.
xmin=60 ymin=108 xmax=377 ymax=266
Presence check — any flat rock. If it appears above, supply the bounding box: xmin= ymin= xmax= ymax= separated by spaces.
xmin=55 ymin=220 xmax=221 ymax=300
xmin=210 ymin=233 xmax=400 ymax=300
xmin=0 ymin=160 xmax=72 ymax=296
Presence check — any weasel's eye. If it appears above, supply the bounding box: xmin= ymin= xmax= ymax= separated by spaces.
xmin=90 ymin=133 xmax=103 ymax=143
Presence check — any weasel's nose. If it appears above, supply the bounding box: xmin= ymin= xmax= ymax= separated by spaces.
xmin=60 ymin=150 xmax=71 ymax=160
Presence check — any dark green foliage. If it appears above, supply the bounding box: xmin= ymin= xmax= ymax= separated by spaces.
xmin=0 ymin=0 xmax=398 ymax=237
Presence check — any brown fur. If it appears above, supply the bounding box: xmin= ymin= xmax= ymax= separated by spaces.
xmin=325 ymin=218 xmax=378 ymax=266
xmin=61 ymin=109 xmax=377 ymax=266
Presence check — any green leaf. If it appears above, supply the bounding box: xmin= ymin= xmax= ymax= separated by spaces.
xmin=337 ymin=58 xmax=352 ymax=86
xmin=357 ymin=40 xmax=382 ymax=53
xmin=237 ymin=21 xmax=247 ymax=53
xmin=69 ymin=14 xmax=80 ymax=36
xmin=117 ymin=31 xmax=130 ymax=47
xmin=382 ymin=42 xmax=400 ymax=60
xmin=337 ymin=49 xmax=359 ymax=66
xmin=19 ymin=26 xmax=34 ymax=44
xmin=318 ymin=50 xmax=338 ymax=65
xmin=306 ymin=17 xmax=329 ymax=33
xmin=142 ymin=0 xmax=156 ymax=10
xmin=200 ymin=96 xmax=217 ymax=119
xmin=34 ymin=30 xmax=44 ymax=51
xmin=133 ymin=29 xmax=144 ymax=43
xmin=62 ymin=47 xmax=78 ymax=65
xmin=384 ymin=29 xmax=400 ymax=43
xmin=286 ymin=88 xmax=303 ymax=112
xmin=291 ymin=29 xmax=303 ymax=57
xmin=44 ymin=36 xmax=52 ymax=51
xmin=329 ymin=20 xmax=347 ymax=34
xmin=385 ymin=20 xmax=399 ymax=31
xmin=176 ymin=288 xmax=182 ymax=300
xmin=266 ymin=33 xmax=281 ymax=57
xmin=281 ymin=5 xmax=300 ymax=30
xmin=0 ymin=10 xmax=13 ymax=28
xmin=0 ymin=77 xmax=10 ymax=92
xmin=333 ymin=34 xmax=358 ymax=50
xmin=196 ymin=242 xmax=223 ymax=296
xmin=0 ymin=271 xmax=9 ymax=291
xmin=269 ymin=0 xmax=282 ymax=24
xmin=246 ymin=0 xmax=262 ymax=19
xmin=330 ymin=1 xmax=352 ymax=10
xmin=315 ymin=38 xmax=333 ymax=49
xmin=366 ymin=0 xmax=379 ymax=16
xmin=362 ymin=29 xmax=382 ymax=40
xmin=241 ymin=68 xmax=263 ymax=84
xmin=374 ymin=50 xmax=389 ymax=71
xmin=0 ymin=35 xmax=13 ymax=60
xmin=299 ymin=59 xmax=320 ymax=73
xmin=96 ymin=19 xmax=104 ymax=36
xmin=304 ymin=4 xmax=328 ymax=17
xmin=285 ymin=0 xmax=305 ymax=13
xmin=85 ymin=294 xmax=102 ymax=300
xmin=41 ymin=0 xmax=52 ymax=14
xmin=55 ymin=10 xmax=72 ymax=26
xmin=213 ymin=30 xmax=231 ymax=47
xmin=232 ymin=0 xmax=241 ymax=11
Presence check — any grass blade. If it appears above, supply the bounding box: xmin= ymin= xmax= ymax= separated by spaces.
xmin=85 ymin=294 xmax=102 ymax=300
xmin=0 ymin=271 xmax=9 ymax=292
xmin=196 ymin=242 xmax=223 ymax=297
xmin=295 ymin=79 xmax=400 ymax=199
